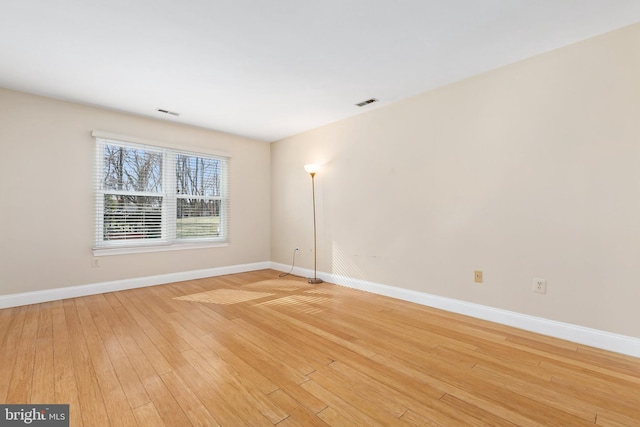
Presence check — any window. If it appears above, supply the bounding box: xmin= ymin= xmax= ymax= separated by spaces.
xmin=175 ymin=154 xmax=225 ymax=239
xmin=94 ymin=136 xmax=229 ymax=254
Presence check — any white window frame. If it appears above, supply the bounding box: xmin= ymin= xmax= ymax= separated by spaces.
xmin=93 ymin=132 xmax=229 ymax=256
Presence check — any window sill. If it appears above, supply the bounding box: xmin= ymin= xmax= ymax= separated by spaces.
xmin=93 ymin=241 xmax=229 ymax=256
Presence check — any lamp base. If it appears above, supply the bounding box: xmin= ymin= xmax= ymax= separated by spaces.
xmin=308 ymin=278 xmax=324 ymax=284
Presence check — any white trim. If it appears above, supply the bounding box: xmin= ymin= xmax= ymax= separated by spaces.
xmin=93 ymin=241 xmax=230 ymax=256
xmin=3 ymin=261 xmax=638 ymax=358
xmin=91 ymin=130 xmax=232 ymax=158
xmin=0 ymin=262 xmax=270 ymax=309
xmin=94 ymin=136 xmax=230 ymax=251
xmin=270 ymin=263 xmax=640 ymax=358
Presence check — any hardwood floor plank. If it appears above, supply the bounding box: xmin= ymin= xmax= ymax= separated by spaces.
xmin=137 ymin=375 xmax=194 ymax=427
xmin=374 ymin=347 xmax=589 ymax=426
xmin=74 ymin=297 xmax=139 ymax=427
xmin=0 ymin=304 xmax=15 ymax=346
xmin=113 ymin=291 xmax=190 ymax=371
xmin=309 ymin=362 xmax=408 ymax=422
xmin=301 ymin=379 xmax=391 ymax=427
xmin=180 ymin=348 xmax=278 ymax=425
xmin=63 ymin=299 xmax=110 ymax=426
xmin=399 ymin=408 xmax=455 ymax=427
xmin=85 ymin=295 xmax=151 ymax=410
xmin=0 ymin=270 xmax=638 ymax=426
xmin=323 ymin=359 xmax=471 ymax=425
xmin=498 ymin=338 xmax=640 ymax=385
xmin=549 ymin=373 xmax=640 ymax=421
xmin=103 ymin=299 xmax=200 ymax=425
xmin=125 ymin=288 xmax=194 ymax=353
xmin=170 ymin=306 xmax=279 ymax=395
xmin=172 ymin=355 xmax=250 ymax=426
xmin=541 ymin=359 xmax=640 ymax=404
xmin=103 ymin=292 xmax=174 ymax=376
xmin=31 ymin=302 xmax=55 ymax=403
xmin=438 ymin=393 xmax=521 ymax=427
xmin=268 ymin=388 xmax=329 ymax=427
xmin=236 ymin=304 xmax=335 ymax=364
xmin=183 ymin=308 xmax=329 ymax=415
xmin=6 ymin=304 xmax=40 ymax=403
xmin=595 ymin=411 xmax=640 ymax=426
xmin=0 ymin=306 xmax=26 ymax=402
xmin=50 ymin=300 xmax=82 ymax=427
xmin=574 ymin=345 xmax=640 ymax=376
xmin=132 ymin=402 xmax=165 ymax=426
xmin=470 ymin=363 xmax=597 ymax=423
xmin=160 ymin=370 xmax=219 ymax=427
xmin=231 ymin=317 xmax=320 ymax=376
xmin=254 ymin=303 xmax=378 ymax=359
xmin=194 ymin=345 xmax=289 ymax=423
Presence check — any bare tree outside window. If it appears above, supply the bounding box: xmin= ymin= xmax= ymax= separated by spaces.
xmin=175 ymin=155 xmax=222 ymax=238
xmin=102 ymin=145 xmax=163 ymax=240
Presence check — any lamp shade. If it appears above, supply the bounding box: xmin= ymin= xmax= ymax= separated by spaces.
xmin=304 ymin=164 xmax=320 ymax=174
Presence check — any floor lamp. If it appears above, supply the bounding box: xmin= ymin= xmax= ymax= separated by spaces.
xmin=304 ymin=164 xmax=323 ymax=284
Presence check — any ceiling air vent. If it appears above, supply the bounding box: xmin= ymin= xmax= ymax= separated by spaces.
xmin=156 ymin=108 xmax=180 ymax=117
xmin=355 ymin=98 xmax=378 ymax=107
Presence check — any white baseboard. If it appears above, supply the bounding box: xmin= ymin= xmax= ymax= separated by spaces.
xmin=3 ymin=261 xmax=638 ymax=358
xmin=0 ymin=261 xmax=271 ymax=309
xmin=271 ymin=263 xmax=640 ymax=358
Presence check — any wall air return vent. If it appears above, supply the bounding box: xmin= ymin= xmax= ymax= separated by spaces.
xmin=355 ymin=98 xmax=378 ymax=107
xmin=156 ymin=108 xmax=180 ymax=117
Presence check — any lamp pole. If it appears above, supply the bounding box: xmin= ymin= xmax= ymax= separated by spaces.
xmin=305 ymin=164 xmax=323 ymax=284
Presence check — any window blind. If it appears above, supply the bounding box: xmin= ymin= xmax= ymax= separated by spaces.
xmin=94 ymin=136 xmax=229 ymax=251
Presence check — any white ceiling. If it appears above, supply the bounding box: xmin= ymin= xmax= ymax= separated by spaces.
xmin=2 ymin=1 xmax=640 ymax=142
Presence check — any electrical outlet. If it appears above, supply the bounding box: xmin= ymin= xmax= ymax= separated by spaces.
xmin=92 ymin=258 xmax=100 ymax=268
xmin=474 ymin=270 xmax=483 ymax=283
xmin=533 ymin=278 xmax=547 ymax=294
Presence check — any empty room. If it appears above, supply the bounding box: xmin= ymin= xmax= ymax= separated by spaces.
xmin=1 ymin=1 xmax=640 ymax=426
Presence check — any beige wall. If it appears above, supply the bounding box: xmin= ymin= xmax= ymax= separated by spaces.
xmin=0 ymin=88 xmax=270 ymax=295
xmin=271 ymin=23 xmax=640 ymax=338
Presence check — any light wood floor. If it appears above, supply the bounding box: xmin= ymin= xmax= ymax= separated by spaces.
xmin=1 ymin=270 xmax=639 ymax=426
